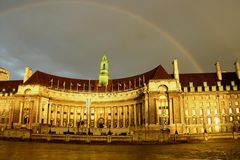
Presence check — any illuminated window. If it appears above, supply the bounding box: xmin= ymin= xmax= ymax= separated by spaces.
xmin=207 ymin=109 xmax=211 ymax=115
xmin=214 ymin=108 xmax=218 ymax=114
xmin=192 ymin=109 xmax=196 ymax=116
xmin=230 ymin=116 xmax=233 ymax=122
xmin=192 ymin=117 xmax=197 ymax=124
xmin=229 ymin=108 xmax=232 ymax=114
xmin=185 ymin=110 xmax=189 ymax=116
xmin=208 ymin=117 xmax=212 ymax=124
xmin=222 ymin=108 xmax=225 ymax=114
xmin=235 ymin=101 xmax=239 ymax=106
xmin=222 ymin=117 xmax=226 ymax=124
xmin=229 ymin=101 xmax=232 ymax=106
xmin=193 ymin=128 xmax=197 ymax=133
xmin=236 ymin=108 xmax=239 ymax=113
xmin=215 ymin=117 xmax=219 ymax=125
xmin=200 ymin=109 xmax=203 ymax=116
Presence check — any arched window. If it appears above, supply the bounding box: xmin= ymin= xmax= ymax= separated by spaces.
xmin=103 ymin=64 xmax=106 ymax=70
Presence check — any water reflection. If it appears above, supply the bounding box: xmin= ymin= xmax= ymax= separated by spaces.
xmin=0 ymin=140 xmax=239 ymax=160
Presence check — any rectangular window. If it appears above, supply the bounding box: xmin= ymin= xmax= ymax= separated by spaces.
xmin=229 ymin=108 xmax=232 ymax=114
xmin=200 ymin=109 xmax=203 ymax=116
xmin=222 ymin=108 xmax=225 ymax=114
xmin=235 ymin=101 xmax=239 ymax=106
xmin=185 ymin=110 xmax=189 ymax=116
xmin=192 ymin=117 xmax=197 ymax=124
xmin=192 ymin=109 xmax=196 ymax=116
xmin=215 ymin=117 xmax=219 ymax=124
xmin=208 ymin=117 xmax=211 ymax=124
xmin=165 ymin=109 xmax=169 ymax=115
xmin=214 ymin=108 xmax=218 ymax=115
xmin=193 ymin=128 xmax=197 ymax=133
xmin=236 ymin=108 xmax=239 ymax=113
xmin=222 ymin=117 xmax=226 ymax=124
xmin=207 ymin=109 xmax=211 ymax=115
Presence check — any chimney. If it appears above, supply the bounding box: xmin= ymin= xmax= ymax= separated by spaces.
xmin=215 ymin=61 xmax=222 ymax=80
xmin=173 ymin=58 xmax=179 ymax=81
xmin=23 ymin=66 xmax=33 ymax=83
xmin=235 ymin=59 xmax=240 ymax=80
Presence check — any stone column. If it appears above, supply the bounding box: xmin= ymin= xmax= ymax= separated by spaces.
xmin=35 ymin=99 xmax=39 ymax=124
xmin=117 ymin=107 xmax=120 ymax=128
xmin=38 ymin=101 xmax=42 ymax=124
xmin=74 ymin=106 xmax=77 ymax=127
xmin=19 ymin=102 xmax=23 ymax=124
xmin=43 ymin=103 xmax=47 ymax=124
xmin=60 ymin=105 xmax=63 ymax=126
xmin=111 ymin=107 xmax=114 ymax=128
xmin=124 ymin=106 xmax=127 ymax=128
xmin=54 ymin=105 xmax=57 ymax=126
xmin=134 ymin=104 xmax=137 ymax=126
xmin=67 ymin=106 xmax=70 ymax=126
xmin=48 ymin=103 xmax=52 ymax=124
xmin=145 ymin=93 xmax=149 ymax=126
xmin=138 ymin=104 xmax=141 ymax=126
xmin=104 ymin=107 xmax=107 ymax=128
xmin=94 ymin=108 xmax=98 ymax=128
xmin=169 ymin=98 xmax=173 ymax=125
xmin=81 ymin=106 xmax=84 ymax=121
xmin=128 ymin=105 xmax=131 ymax=127
xmin=156 ymin=100 xmax=160 ymax=125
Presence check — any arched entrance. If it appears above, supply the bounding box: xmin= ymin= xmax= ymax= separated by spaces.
xmin=97 ymin=118 xmax=104 ymax=128
xmin=23 ymin=114 xmax=29 ymax=124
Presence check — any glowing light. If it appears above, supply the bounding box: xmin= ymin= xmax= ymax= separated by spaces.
xmin=215 ymin=117 xmax=219 ymax=124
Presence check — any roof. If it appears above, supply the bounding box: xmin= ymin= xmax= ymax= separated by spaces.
xmin=23 ymin=65 xmax=171 ymax=92
xmin=179 ymin=72 xmax=240 ymax=87
xmin=0 ymin=80 xmax=23 ymax=94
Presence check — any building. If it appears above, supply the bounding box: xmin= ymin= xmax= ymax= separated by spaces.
xmin=0 ymin=55 xmax=239 ymax=136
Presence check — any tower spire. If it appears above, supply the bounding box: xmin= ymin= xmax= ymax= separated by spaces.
xmin=99 ymin=53 xmax=109 ymax=86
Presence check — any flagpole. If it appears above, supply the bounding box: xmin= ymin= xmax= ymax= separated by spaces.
xmin=50 ymin=79 xmax=53 ymax=88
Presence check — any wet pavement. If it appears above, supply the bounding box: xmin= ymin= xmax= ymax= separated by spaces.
xmin=0 ymin=140 xmax=239 ymax=160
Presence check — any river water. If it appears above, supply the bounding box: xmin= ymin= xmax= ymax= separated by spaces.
xmin=0 ymin=140 xmax=239 ymax=160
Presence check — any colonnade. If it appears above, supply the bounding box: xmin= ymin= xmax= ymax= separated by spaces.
xmin=18 ymin=102 xmax=144 ymax=128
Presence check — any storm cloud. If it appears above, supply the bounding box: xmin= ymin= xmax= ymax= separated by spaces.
xmin=0 ymin=0 xmax=239 ymax=80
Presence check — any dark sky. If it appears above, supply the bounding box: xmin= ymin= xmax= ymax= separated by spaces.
xmin=0 ymin=0 xmax=239 ymax=80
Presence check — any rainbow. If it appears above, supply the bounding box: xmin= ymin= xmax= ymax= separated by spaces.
xmin=0 ymin=0 xmax=204 ymax=72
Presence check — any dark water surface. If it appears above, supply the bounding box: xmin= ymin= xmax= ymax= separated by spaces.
xmin=0 ymin=140 xmax=240 ymax=160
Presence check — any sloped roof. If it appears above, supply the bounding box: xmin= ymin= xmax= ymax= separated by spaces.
xmin=0 ymin=80 xmax=23 ymax=93
xmin=179 ymin=72 xmax=240 ymax=87
xmin=23 ymin=65 xmax=171 ymax=92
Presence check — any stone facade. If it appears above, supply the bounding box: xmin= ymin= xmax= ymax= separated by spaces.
xmin=0 ymin=59 xmax=239 ymax=136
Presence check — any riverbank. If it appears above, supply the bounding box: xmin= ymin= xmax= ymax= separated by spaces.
xmin=0 ymin=129 xmax=239 ymax=144
xmin=0 ymin=140 xmax=240 ymax=160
